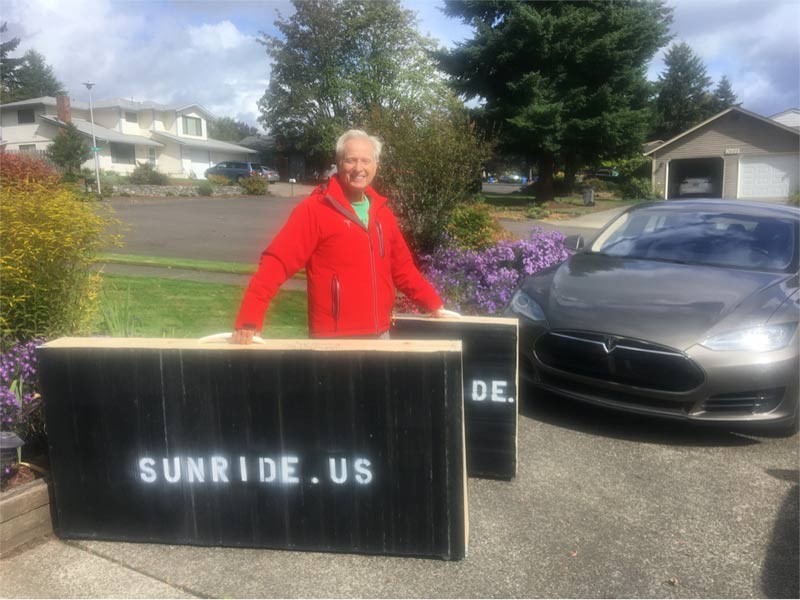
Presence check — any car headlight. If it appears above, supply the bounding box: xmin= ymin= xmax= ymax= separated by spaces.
xmin=701 ymin=323 xmax=797 ymax=352
xmin=508 ymin=289 xmax=548 ymax=322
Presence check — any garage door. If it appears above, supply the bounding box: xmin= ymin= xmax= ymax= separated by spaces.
xmin=739 ymin=154 xmax=799 ymax=199
xmin=189 ymin=148 xmax=210 ymax=179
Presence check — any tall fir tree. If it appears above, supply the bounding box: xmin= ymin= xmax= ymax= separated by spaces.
xmin=654 ymin=42 xmax=714 ymax=139
xmin=0 ymin=22 xmax=22 ymax=99
xmin=712 ymin=75 xmax=738 ymax=113
xmin=439 ymin=0 xmax=672 ymax=201
xmin=4 ymin=49 xmax=66 ymax=102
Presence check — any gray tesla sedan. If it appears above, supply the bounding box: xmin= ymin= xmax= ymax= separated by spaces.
xmin=506 ymin=200 xmax=799 ymax=432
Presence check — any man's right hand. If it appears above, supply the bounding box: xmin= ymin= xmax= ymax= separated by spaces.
xmin=231 ymin=328 xmax=259 ymax=345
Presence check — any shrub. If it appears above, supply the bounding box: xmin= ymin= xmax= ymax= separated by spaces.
xmin=581 ymin=178 xmax=609 ymax=192
xmin=239 ymin=175 xmax=267 ymax=195
xmin=1 ymin=154 xmax=118 ymax=340
xmin=366 ymin=103 xmax=491 ymax=254
xmin=789 ymin=189 xmax=799 ymax=206
xmin=526 ymin=204 xmax=551 ymax=220
xmin=207 ymin=174 xmax=230 ymax=186
xmin=129 ymin=161 xmax=169 ymax=185
xmin=46 ymin=123 xmax=92 ymax=177
xmin=197 ymin=181 xmax=214 ymax=196
xmin=446 ymin=203 xmax=503 ymax=250
xmin=619 ymin=177 xmax=655 ymax=200
xmin=423 ymin=229 xmax=571 ymax=315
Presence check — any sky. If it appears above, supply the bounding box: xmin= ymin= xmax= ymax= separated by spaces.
xmin=2 ymin=0 xmax=798 ymax=131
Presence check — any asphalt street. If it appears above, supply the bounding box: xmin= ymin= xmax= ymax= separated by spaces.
xmin=3 ymin=188 xmax=795 ymax=598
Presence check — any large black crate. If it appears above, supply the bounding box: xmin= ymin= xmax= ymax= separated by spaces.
xmin=37 ymin=338 xmax=467 ymax=560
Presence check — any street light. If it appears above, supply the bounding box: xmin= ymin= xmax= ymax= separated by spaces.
xmin=82 ymin=81 xmax=102 ymax=197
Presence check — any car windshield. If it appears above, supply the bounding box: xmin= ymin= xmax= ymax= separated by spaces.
xmin=590 ymin=209 xmax=798 ymax=272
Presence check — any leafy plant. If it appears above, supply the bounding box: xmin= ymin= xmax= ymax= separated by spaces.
xmin=526 ymin=205 xmax=551 ymax=220
xmin=0 ymin=153 xmax=119 ymax=340
xmin=620 ymin=177 xmax=656 ymax=201
xmin=446 ymin=202 xmax=504 ymax=250
xmin=197 ymin=181 xmax=214 ymax=196
xmin=129 ymin=161 xmax=169 ymax=185
xmin=46 ymin=123 xmax=92 ymax=177
xmin=423 ymin=229 xmax=571 ymax=315
xmin=99 ymin=287 xmax=139 ymax=337
xmin=238 ymin=176 xmax=267 ymax=195
xmin=789 ymin=189 xmax=799 ymax=206
xmin=206 ymin=174 xmax=230 ymax=186
xmin=0 ymin=339 xmax=46 ymax=481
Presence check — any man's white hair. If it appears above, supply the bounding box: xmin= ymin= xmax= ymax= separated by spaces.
xmin=335 ymin=129 xmax=383 ymax=163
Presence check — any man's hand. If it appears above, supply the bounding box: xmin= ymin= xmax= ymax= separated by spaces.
xmin=433 ymin=308 xmax=461 ymax=318
xmin=231 ymin=328 xmax=259 ymax=345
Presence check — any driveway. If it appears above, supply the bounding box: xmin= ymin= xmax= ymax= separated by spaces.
xmin=2 ymin=391 xmax=796 ymax=598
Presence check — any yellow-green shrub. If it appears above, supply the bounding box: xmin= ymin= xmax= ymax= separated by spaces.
xmin=1 ymin=154 xmax=119 ymax=340
xmin=239 ymin=176 xmax=268 ymax=195
xmin=446 ymin=202 xmax=504 ymax=250
xmin=206 ymin=174 xmax=230 ymax=186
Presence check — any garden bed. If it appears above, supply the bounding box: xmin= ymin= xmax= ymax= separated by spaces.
xmin=0 ymin=476 xmax=52 ymax=557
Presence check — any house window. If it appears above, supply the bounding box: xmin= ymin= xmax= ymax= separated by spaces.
xmin=182 ymin=116 xmax=202 ymax=136
xmin=19 ymin=144 xmax=37 ymax=154
xmin=125 ymin=111 xmax=138 ymax=124
xmin=17 ymin=109 xmax=35 ymax=124
xmin=110 ymin=142 xmax=136 ymax=165
xmin=148 ymin=148 xmax=157 ymax=166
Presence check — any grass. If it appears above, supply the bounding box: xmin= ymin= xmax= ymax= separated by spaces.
xmin=96 ymin=275 xmax=308 ymax=338
xmin=480 ymin=190 xmax=637 ymax=221
xmin=96 ymin=253 xmax=307 ymax=279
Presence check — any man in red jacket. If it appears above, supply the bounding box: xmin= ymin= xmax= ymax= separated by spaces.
xmin=232 ymin=129 xmax=455 ymax=343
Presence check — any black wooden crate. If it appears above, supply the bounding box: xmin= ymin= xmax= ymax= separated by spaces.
xmin=392 ymin=316 xmax=518 ymax=480
xmin=37 ymin=338 xmax=467 ymax=560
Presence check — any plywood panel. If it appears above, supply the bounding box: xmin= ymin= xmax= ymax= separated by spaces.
xmin=37 ymin=339 xmax=467 ymax=560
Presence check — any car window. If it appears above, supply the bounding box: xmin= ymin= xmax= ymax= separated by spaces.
xmin=591 ymin=210 xmax=798 ymax=272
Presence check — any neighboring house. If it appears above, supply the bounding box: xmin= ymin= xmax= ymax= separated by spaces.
xmin=0 ymin=96 xmax=256 ymax=179
xmin=645 ymin=106 xmax=800 ymax=201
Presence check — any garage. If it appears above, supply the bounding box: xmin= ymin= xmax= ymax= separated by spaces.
xmin=647 ymin=107 xmax=800 ymax=202
xmin=739 ymin=154 xmax=799 ymax=199
xmin=189 ymin=148 xmax=211 ymax=180
xmin=668 ymin=157 xmax=724 ymax=199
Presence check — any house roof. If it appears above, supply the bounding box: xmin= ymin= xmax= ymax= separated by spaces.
xmin=644 ymin=106 xmax=800 ymax=156
xmin=0 ymin=96 xmax=216 ymax=118
xmin=39 ymin=115 xmax=164 ymax=147
xmin=769 ymin=108 xmax=800 ymax=119
xmin=150 ymin=130 xmax=257 ymax=153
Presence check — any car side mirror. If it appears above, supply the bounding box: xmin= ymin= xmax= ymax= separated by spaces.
xmin=564 ymin=234 xmax=585 ymax=251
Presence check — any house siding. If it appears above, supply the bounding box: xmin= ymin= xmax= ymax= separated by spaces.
xmin=651 ymin=111 xmax=800 ymax=199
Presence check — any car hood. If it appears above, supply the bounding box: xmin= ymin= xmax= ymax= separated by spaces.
xmin=532 ymin=253 xmax=793 ymax=350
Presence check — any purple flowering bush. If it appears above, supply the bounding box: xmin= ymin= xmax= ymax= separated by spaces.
xmin=423 ymin=229 xmax=571 ymax=315
xmin=1 ymin=339 xmax=45 ymax=481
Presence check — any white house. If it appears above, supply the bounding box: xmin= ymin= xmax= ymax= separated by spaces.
xmin=0 ymin=96 xmax=257 ymax=179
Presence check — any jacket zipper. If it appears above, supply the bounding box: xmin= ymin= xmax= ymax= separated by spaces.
xmin=325 ymin=194 xmax=380 ymax=334
xmin=331 ymin=274 xmax=340 ymax=332
xmin=376 ymin=221 xmax=385 ymax=257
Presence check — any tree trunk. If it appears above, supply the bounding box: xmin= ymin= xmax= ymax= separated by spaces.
xmin=564 ymin=153 xmax=579 ymax=194
xmin=537 ymin=152 xmax=556 ymax=203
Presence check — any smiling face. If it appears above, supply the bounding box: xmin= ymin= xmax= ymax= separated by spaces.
xmin=337 ymin=137 xmax=377 ymax=198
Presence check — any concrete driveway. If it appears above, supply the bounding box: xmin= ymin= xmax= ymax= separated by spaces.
xmin=2 ymin=391 xmax=797 ymax=598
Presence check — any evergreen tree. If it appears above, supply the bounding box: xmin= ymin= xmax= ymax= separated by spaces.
xmin=258 ymin=0 xmax=450 ymax=172
xmin=0 ymin=22 xmax=22 ymax=98
xmin=712 ymin=75 xmax=738 ymax=112
xmin=654 ymin=42 xmax=714 ymax=139
xmin=4 ymin=49 xmax=66 ymax=102
xmin=208 ymin=117 xmax=259 ymax=142
xmin=440 ymin=0 xmax=672 ymax=201
xmin=46 ymin=123 xmax=91 ymax=177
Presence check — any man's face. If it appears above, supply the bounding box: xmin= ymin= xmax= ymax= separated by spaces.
xmin=337 ymin=138 xmax=377 ymax=195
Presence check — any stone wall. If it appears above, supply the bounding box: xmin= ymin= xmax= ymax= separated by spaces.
xmin=111 ymin=184 xmax=243 ymax=197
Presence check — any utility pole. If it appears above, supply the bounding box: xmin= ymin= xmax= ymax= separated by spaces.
xmin=83 ymin=82 xmax=102 ymax=197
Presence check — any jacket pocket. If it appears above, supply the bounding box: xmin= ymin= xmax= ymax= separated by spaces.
xmin=331 ymin=273 xmax=340 ymax=330
xmin=376 ymin=221 xmax=385 ymax=257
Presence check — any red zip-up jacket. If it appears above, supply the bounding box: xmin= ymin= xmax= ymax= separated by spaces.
xmin=235 ymin=174 xmax=443 ymax=337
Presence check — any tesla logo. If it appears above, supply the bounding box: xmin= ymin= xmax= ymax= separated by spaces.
xmin=601 ymin=337 xmax=619 ymax=354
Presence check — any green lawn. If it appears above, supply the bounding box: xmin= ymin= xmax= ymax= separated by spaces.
xmin=96 ymin=275 xmax=308 ymax=339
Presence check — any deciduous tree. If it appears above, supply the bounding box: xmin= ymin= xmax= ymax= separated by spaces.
xmin=258 ymin=0 xmax=449 ymax=172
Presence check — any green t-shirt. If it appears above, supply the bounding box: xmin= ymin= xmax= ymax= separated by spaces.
xmin=351 ymin=195 xmax=370 ymax=228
